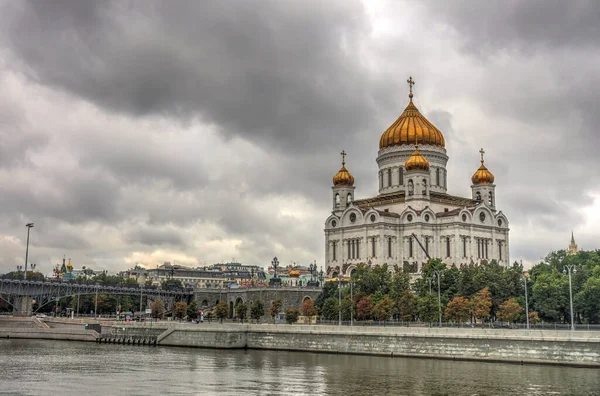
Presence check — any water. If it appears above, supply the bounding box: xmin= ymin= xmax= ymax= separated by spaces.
xmin=0 ymin=340 xmax=598 ymax=396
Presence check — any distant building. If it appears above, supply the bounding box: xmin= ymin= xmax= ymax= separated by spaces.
xmin=567 ymin=232 xmax=579 ymax=256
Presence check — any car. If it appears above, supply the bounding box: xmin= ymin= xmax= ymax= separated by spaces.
xmin=35 ymin=313 xmax=47 ymax=318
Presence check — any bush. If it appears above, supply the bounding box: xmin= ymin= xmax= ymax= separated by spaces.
xmin=285 ymin=308 xmax=300 ymax=324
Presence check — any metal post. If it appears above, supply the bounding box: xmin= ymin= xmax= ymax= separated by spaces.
xmin=139 ymin=287 xmax=143 ymax=315
xmin=564 ymin=265 xmax=576 ymax=331
xmin=434 ymin=270 xmax=442 ymax=327
xmin=338 ymin=276 xmax=341 ymax=326
xmin=95 ymin=284 xmax=99 ymax=318
xmin=523 ymin=275 xmax=529 ymax=330
xmin=24 ymin=223 xmax=34 ymax=280
xmin=350 ymin=281 xmax=353 ymax=326
xmin=77 ymin=293 xmax=80 ymax=318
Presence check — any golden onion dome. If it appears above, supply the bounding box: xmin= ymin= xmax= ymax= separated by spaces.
xmin=405 ymin=144 xmax=430 ymax=172
xmin=289 ymin=270 xmax=300 ymax=277
xmin=471 ymin=148 xmax=495 ymax=185
xmin=332 ymin=150 xmax=354 ymax=186
xmin=379 ymin=77 xmax=445 ymax=150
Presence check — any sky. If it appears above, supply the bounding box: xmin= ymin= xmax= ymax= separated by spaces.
xmin=0 ymin=0 xmax=599 ymax=275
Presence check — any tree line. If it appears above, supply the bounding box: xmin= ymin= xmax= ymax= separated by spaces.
xmin=314 ymin=249 xmax=600 ymax=325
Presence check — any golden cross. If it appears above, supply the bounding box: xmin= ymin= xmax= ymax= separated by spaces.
xmin=407 ymin=76 xmax=415 ymax=95
xmin=340 ymin=150 xmax=346 ymax=166
xmin=479 ymin=148 xmax=485 ymax=164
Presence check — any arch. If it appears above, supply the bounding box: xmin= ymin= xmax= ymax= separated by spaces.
xmin=302 ymin=296 xmax=312 ymax=304
xmin=335 ymin=193 xmax=340 ymax=206
xmin=235 ymin=297 xmax=244 ymax=306
xmin=331 ymin=272 xmax=338 ymax=278
xmin=229 ymin=301 xmax=234 ymax=319
xmin=201 ymin=299 xmax=208 ymax=308
xmin=475 ymin=191 xmax=482 ymax=202
xmin=436 ymin=168 xmax=440 ymax=186
xmin=422 ymin=178 xmax=428 ymax=195
xmin=387 ymin=168 xmax=392 ymax=187
xmin=408 ymin=179 xmax=414 ymax=196
xmin=488 ymin=191 xmax=493 ymax=206
xmin=347 ymin=193 xmax=352 ymax=204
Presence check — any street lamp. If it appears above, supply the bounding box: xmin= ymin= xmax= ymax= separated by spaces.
xmin=523 ymin=273 xmax=530 ymax=330
xmin=433 ymin=270 xmax=442 ymax=328
xmin=319 ymin=267 xmax=324 ymax=286
xmin=563 ymin=265 xmax=577 ymax=331
xmin=24 ymin=223 xmax=34 ymax=280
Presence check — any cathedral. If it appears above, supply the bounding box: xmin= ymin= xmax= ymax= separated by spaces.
xmin=325 ymin=77 xmax=510 ymax=279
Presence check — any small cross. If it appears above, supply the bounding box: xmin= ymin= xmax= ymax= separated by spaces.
xmin=340 ymin=150 xmax=346 ymax=165
xmin=407 ymin=76 xmax=415 ymax=95
xmin=479 ymin=148 xmax=485 ymax=163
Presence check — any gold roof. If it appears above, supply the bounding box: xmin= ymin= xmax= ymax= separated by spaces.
xmin=405 ymin=143 xmax=430 ymax=172
xmin=333 ymin=150 xmax=355 ymax=186
xmin=379 ymin=77 xmax=445 ymax=150
xmin=289 ymin=269 xmax=300 ymax=277
xmin=471 ymin=148 xmax=495 ymax=185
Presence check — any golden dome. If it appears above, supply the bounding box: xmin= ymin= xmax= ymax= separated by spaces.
xmin=289 ymin=270 xmax=300 ymax=277
xmin=405 ymin=144 xmax=430 ymax=172
xmin=333 ymin=150 xmax=354 ymax=186
xmin=471 ymin=148 xmax=495 ymax=185
xmin=379 ymin=77 xmax=445 ymax=150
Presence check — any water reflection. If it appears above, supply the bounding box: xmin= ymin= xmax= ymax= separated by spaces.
xmin=0 ymin=340 xmax=598 ymax=396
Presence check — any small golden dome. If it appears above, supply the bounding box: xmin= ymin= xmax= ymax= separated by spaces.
xmin=405 ymin=144 xmax=430 ymax=172
xmin=333 ymin=150 xmax=354 ymax=186
xmin=471 ymin=148 xmax=495 ymax=185
xmin=379 ymin=77 xmax=445 ymax=150
xmin=289 ymin=270 xmax=300 ymax=277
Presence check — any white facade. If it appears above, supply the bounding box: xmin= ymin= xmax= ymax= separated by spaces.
xmin=324 ymin=93 xmax=509 ymax=279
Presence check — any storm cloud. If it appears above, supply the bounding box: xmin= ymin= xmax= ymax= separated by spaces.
xmin=0 ymin=0 xmax=598 ymax=273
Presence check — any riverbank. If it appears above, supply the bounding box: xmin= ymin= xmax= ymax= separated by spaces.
xmin=2 ymin=318 xmax=599 ymax=367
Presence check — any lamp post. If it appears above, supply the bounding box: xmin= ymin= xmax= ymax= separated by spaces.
xmin=350 ymin=280 xmax=354 ymax=326
xmin=139 ymin=284 xmax=144 ymax=315
xmin=337 ymin=274 xmax=342 ymax=326
xmin=24 ymin=223 xmax=34 ymax=280
xmin=523 ymin=273 xmax=530 ymax=330
xmin=319 ymin=268 xmax=324 ymax=287
xmin=563 ymin=265 xmax=577 ymax=331
xmin=94 ymin=283 xmax=99 ymax=318
xmin=16 ymin=265 xmax=23 ymax=277
xmin=433 ymin=270 xmax=442 ymax=328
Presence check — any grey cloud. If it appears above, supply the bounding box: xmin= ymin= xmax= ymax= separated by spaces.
xmin=123 ymin=226 xmax=188 ymax=248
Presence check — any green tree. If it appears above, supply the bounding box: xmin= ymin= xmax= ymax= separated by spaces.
xmin=236 ymin=302 xmax=248 ymax=323
xmin=269 ymin=298 xmax=283 ymax=323
xmin=285 ymin=308 xmax=300 ymax=324
xmin=497 ymin=298 xmax=523 ymax=324
xmin=174 ymin=301 xmax=188 ymax=321
xmin=532 ymin=270 xmax=569 ymax=322
xmin=315 ymin=282 xmax=338 ymax=309
xmin=352 ymin=263 xmax=392 ymax=296
xmin=320 ymin=297 xmax=339 ymax=321
xmin=187 ymin=300 xmax=199 ymax=320
xmin=215 ymin=301 xmax=228 ymax=323
xmin=575 ymin=267 xmax=600 ymax=323
xmin=445 ymin=296 xmax=471 ymax=324
xmin=250 ymin=300 xmax=265 ymax=323
xmin=417 ymin=294 xmax=439 ymax=324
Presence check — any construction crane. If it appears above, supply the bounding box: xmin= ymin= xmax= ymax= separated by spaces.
xmin=411 ymin=233 xmax=431 ymax=260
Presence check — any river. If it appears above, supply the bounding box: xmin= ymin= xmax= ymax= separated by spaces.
xmin=0 ymin=339 xmax=598 ymax=395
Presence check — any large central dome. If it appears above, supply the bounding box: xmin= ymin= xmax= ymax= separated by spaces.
xmin=379 ymin=93 xmax=445 ymax=150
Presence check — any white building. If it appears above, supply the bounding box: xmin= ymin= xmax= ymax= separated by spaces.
xmin=324 ymin=78 xmax=509 ymax=278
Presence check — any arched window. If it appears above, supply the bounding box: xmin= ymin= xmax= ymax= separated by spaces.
xmin=372 ymin=238 xmax=376 ymax=257
xmin=347 ymin=193 xmax=352 ymax=204
xmin=436 ymin=168 xmax=440 ymax=186
xmin=425 ymin=237 xmax=429 ymax=255
xmin=409 ymin=237 xmax=413 ymax=257
xmin=475 ymin=191 xmax=481 ymax=202
xmin=399 ymin=167 xmax=404 ymax=185
xmin=379 ymin=171 xmax=383 ymax=190
xmin=408 ymin=179 xmax=414 ymax=196
xmin=446 ymin=237 xmax=451 ymax=258
xmin=488 ymin=192 xmax=493 ymax=206
xmin=388 ymin=238 xmax=392 ymax=258
xmin=422 ymin=178 xmax=427 ymax=195
xmin=335 ymin=193 xmax=340 ymax=206
xmin=387 ymin=168 xmax=392 ymax=187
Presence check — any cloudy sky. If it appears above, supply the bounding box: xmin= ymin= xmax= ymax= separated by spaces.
xmin=1 ymin=0 xmax=598 ymax=275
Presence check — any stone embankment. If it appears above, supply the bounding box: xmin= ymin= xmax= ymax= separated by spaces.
xmin=2 ymin=317 xmax=599 ymax=367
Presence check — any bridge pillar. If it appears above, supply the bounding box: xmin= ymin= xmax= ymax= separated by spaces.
xmin=14 ymin=296 xmax=33 ymax=317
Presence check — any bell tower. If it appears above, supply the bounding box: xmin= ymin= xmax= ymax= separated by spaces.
xmin=332 ymin=150 xmax=355 ymax=215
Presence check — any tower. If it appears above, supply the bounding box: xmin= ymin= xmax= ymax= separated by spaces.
xmin=404 ymin=140 xmax=431 ymax=208
xmin=567 ymin=232 xmax=579 ymax=255
xmin=471 ymin=148 xmax=496 ymax=210
xmin=331 ymin=150 xmax=355 ymax=215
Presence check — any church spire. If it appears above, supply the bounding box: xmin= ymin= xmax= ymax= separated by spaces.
xmin=567 ymin=231 xmax=579 ymax=256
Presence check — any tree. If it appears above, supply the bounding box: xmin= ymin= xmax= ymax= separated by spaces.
xmin=398 ymin=290 xmax=417 ymax=321
xmin=355 ymin=296 xmax=373 ymax=321
xmin=371 ymin=295 xmax=394 ymax=321
xmin=187 ymin=300 xmax=199 ymax=320
xmin=205 ymin=311 xmax=214 ymax=323
xmin=236 ymin=302 xmax=248 ymax=323
xmin=302 ymin=300 xmax=318 ymax=324
xmin=285 ymin=308 xmax=300 ymax=324
xmin=444 ymin=296 xmax=471 ymax=324
xmin=532 ymin=270 xmax=569 ymax=322
xmin=162 ymin=279 xmax=184 ymax=291
xmin=215 ymin=301 xmax=228 ymax=323
xmin=150 ymin=299 xmax=165 ymax=319
xmin=497 ymin=298 xmax=523 ymax=324
xmin=417 ymin=294 xmax=439 ymax=324
xmin=529 ymin=311 xmax=540 ymax=325
xmin=320 ymin=297 xmax=339 ymax=321
xmin=471 ymin=287 xmax=492 ymax=325
xmin=174 ymin=301 xmax=188 ymax=321
xmin=250 ymin=300 xmax=264 ymax=323
xmin=269 ymin=299 xmax=283 ymax=323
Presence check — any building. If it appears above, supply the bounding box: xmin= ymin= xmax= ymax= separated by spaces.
xmin=567 ymin=232 xmax=579 ymax=255
xmin=324 ymin=77 xmax=510 ymax=278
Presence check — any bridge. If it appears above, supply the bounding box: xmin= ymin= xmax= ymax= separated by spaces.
xmin=0 ymin=279 xmax=193 ymax=316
